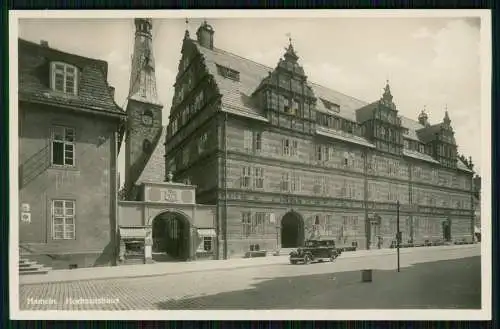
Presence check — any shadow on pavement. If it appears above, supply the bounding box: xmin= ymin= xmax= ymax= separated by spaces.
xmin=156 ymin=256 xmax=481 ymax=310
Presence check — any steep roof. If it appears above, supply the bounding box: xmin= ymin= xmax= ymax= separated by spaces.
xmin=18 ymin=38 xmax=125 ymax=117
xmin=184 ymin=38 xmax=469 ymax=170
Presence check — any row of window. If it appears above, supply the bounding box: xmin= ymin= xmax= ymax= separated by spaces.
xmin=412 ymin=190 xmax=471 ymax=209
xmin=316 ymin=112 xmax=364 ymax=136
xmin=264 ymin=91 xmax=314 ymax=118
xmin=180 ymin=131 xmax=209 ymax=166
xmin=170 ymin=89 xmax=206 ymax=137
xmin=241 ymin=212 xmax=268 ymax=237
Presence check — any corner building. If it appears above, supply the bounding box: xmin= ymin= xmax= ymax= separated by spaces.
xmin=161 ymin=21 xmax=475 ymax=259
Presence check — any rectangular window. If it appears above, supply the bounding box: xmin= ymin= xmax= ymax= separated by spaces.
xmin=292 ymin=99 xmax=300 ymax=116
xmin=291 ymin=140 xmax=298 ymax=156
xmin=282 ymin=139 xmax=290 ymax=156
xmin=254 ymin=212 xmax=266 ymax=235
xmin=242 ymin=212 xmax=252 ymax=237
xmin=315 ymin=144 xmax=329 ymax=162
xmin=51 ymin=126 xmax=75 ymax=166
xmin=241 ymin=166 xmax=251 ymax=188
xmin=281 ymin=173 xmax=290 ymax=192
xmin=254 ymin=132 xmax=262 ymax=152
xmin=198 ymin=132 xmax=208 ymax=154
xmin=254 ymin=167 xmax=264 ymax=189
xmin=52 ymin=199 xmax=75 ymax=240
xmin=51 ymin=62 xmax=77 ymax=95
xmin=313 ymin=176 xmax=322 ymax=194
xmin=203 ymin=237 xmax=213 ymax=251
xmin=291 ymin=174 xmax=301 ymax=192
xmin=243 ymin=130 xmax=253 ymax=151
xmin=284 ymin=98 xmax=291 ymax=114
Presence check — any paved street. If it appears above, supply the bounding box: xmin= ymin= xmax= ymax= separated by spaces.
xmin=19 ymin=245 xmax=481 ymax=310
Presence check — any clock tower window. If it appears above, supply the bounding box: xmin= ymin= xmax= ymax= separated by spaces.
xmin=141 ymin=109 xmax=154 ymax=126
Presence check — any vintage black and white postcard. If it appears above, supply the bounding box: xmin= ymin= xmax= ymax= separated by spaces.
xmin=9 ymin=9 xmax=491 ymax=320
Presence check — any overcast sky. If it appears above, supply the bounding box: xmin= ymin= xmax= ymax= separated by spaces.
xmin=18 ymin=15 xmax=484 ymax=179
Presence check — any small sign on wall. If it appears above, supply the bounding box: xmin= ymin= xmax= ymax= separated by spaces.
xmin=21 ymin=203 xmax=30 ymax=212
xmin=269 ymin=213 xmax=275 ymax=224
xmin=21 ymin=212 xmax=31 ymax=223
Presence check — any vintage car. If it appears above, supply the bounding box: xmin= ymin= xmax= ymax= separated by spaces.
xmin=289 ymin=239 xmax=342 ymax=265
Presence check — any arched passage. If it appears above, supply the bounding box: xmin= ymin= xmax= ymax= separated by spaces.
xmin=281 ymin=211 xmax=305 ymax=248
xmin=152 ymin=211 xmax=191 ymax=261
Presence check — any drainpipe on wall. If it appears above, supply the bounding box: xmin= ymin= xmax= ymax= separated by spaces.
xmin=363 ymin=149 xmax=369 ymax=250
xmin=113 ymin=130 xmax=119 ymax=266
xmin=408 ymin=162 xmax=413 ymax=244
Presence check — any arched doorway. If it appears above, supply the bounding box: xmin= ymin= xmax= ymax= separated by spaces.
xmin=152 ymin=211 xmax=191 ymax=261
xmin=442 ymin=218 xmax=452 ymax=242
xmin=281 ymin=211 xmax=305 ymax=248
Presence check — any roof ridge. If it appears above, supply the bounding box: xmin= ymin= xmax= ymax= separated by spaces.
xmin=18 ymin=38 xmax=108 ymax=67
xmin=200 ymin=41 xmax=370 ymax=105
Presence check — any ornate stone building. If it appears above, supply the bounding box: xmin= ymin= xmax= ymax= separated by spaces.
xmin=128 ymin=19 xmax=476 ymax=260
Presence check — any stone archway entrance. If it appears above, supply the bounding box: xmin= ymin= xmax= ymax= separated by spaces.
xmin=152 ymin=211 xmax=191 ymax=262
xmin=281 ymin=211 xmax=305 ymax=248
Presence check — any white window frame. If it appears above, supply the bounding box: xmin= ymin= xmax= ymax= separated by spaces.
xmin=52 ymin=199 xmax=76 ymax=240
xmin=254 ymin=212 xmax=266 ymax=235
xmin=291 ymin=174 xmax=301 ymax=192
xmin=281 ymin=173 xmax=290 ymax=192
xmin=254 ymin=167 xmax=264 ymax=189
xmin=241 ymin=166 xmax=252 ymax=188
xmin=51 ymin=126 xmax=75 ymax=167
xmin=51 ymin=62 xmax=78 ymax=95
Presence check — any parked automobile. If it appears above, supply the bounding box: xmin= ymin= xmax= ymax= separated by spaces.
xmin=289 ymin=239 xmax=342 ymax=265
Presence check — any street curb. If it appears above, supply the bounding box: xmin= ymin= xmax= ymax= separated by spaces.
xmin=18 ymin=244 xmax=479 ymax=286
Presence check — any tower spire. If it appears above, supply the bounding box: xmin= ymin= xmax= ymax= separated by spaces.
xmin=128 ymin=17 xmax=161 ymax=106
xmin=184 ymin=18 xmax=190 ymax=38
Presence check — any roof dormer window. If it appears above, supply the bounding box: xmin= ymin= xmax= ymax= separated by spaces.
xmin=216 ymin=64 xmax=240 ymax=82
xmin=51 ymin=62 xmax=78 ymax=95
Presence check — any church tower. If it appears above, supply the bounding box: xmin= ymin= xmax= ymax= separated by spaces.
xmin=124 ymin=18 xmax=163 ymax=198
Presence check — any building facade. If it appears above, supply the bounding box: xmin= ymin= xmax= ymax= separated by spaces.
xmin=159 ymin=21 xmax=475 ymax=259
xmin=18 ymin=39 xmax=126 ymax=269
xmin=122 ymin=20 xmax=476 ymax=261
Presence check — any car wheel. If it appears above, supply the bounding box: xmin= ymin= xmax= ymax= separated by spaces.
xmin=330 ymin=255 xmax=336 ymax=262
xmin=304 ymin=255 xmax=311 ymax=265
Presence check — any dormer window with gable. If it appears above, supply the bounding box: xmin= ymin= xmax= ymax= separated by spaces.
xmin=51 ymin=62 xmax=78 ymax=95
xmin=216 ymin=64 xmax=240 ymax=81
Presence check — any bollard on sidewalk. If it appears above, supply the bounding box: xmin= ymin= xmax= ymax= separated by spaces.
xmin=361 ymin=269 xmax=373 ymax=282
